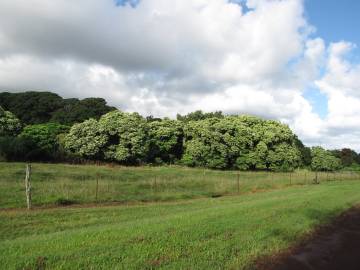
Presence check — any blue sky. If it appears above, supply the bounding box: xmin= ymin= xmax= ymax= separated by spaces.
xmin=305 ymin=0 xmax=360 ymax=119
xmin=305 ymin=0 xmax=360 ymax=49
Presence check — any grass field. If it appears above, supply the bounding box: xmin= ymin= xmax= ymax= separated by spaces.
xmin=1 ymin=162 xmax=359 ymax=209
xmin=1 ymin=181 xmax=360 ymax=269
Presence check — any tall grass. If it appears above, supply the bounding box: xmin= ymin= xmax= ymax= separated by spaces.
xmin=1 ymin=162 xmax=359 ymax=208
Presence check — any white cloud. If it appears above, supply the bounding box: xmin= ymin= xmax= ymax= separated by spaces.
xmin=314 ymin=42 xmax=360 ymax=149
xmin=0 ymin=0 xmax=359 ymax=150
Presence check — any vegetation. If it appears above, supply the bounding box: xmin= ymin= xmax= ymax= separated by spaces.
xmin=20 ymin=123 xmax=70 ymax=159
xmin=63 ymin=112 xmax=303 ymax=171
xmin=311 ymin=146 xmax=342 ymax=171
xmin=0 ymin=91 xmax=115 ymax=125
xmin=1 ymin=91 xmax=360 ymax=172
xmin=0 ymin=106 xmax=22 ymax=136
xmin=1 ymin=180 xmax=360 ymax=269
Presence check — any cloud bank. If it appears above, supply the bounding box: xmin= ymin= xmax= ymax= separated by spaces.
xmin=0 ymin=0 xmax=359 ymax=150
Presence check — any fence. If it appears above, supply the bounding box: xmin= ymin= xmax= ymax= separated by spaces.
xmin=1 ymin=162 xmax=359 ymax=209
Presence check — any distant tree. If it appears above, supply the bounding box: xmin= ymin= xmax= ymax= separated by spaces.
xmin=146 ymin=115 xmax=163 ymax=122
xmin=51 ymin=98 xmax=116 ymax=125
xmin=176 ymin=110 xmax=224 ymax=122
xmin=311 ymin=146 xmax=342 ymax=171
xmin=295 ymin=137 xmax=312 ymax=167
xmin=0 ymin=92 xmax=117 ymax=125
xmin=0 ymin=91 xmax=63 ymax=124
xmin=0 ymin=106 xmax=22 ymax=136
xmin=340 ymin=148 xmax=358 ymax=167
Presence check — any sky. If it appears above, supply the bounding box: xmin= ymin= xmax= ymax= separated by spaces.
xmin=0 ymin=0 xmax=359 ymax=150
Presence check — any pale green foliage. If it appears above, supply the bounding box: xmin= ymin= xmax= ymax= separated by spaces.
xmin=268 ymin=143 xmax=301 ymax=171
xmin=64 ymin=119 xmax=108 ymax=158
xmin=98 ymin=111 xmax=148 ymax=163
xmin=182 ymin=115 xmax=301 ymax=171
xmin=182 ymin=118 xmax=229 ymax=168
xmin=0 ymin=106 xmax=22 ymax=136
xmin=64 ymin=110 xmax=303 ymax=170
xmin=311 ymin=146 xmax=342 ymax=171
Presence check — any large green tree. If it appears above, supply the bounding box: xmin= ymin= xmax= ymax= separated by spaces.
xmin=182 ymin=115 xmax=301 ymax=171
xmin=98 ymin=111 xmax=148 ymax=164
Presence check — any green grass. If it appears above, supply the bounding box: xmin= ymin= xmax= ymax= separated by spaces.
xmin=1 ymin=162 xmax=358 ymax=209
xmin=1 ymin=181 xmax=360 ymax=269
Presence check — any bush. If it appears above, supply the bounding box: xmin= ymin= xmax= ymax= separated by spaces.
xmin=20 ymin=123 xmax=69 ymax=160
xmin=0 ymin=136 xmax=43 ymax=161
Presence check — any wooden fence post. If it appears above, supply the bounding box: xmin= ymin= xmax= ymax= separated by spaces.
xmin=289 ymin=172 xmax=292 ymax=185
xmin=95 ymin=173 xmax=99 ymax=202
xmin=25 ymin=164 xmax=32 ymax=210
xmin=314 ymin=171 xmax=319 ymax=184
xmin=237 ymin=171 xmax=240 ymax=194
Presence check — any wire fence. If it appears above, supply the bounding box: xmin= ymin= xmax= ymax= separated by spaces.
xmin=1 ymin=163 xmax=359 ymax=209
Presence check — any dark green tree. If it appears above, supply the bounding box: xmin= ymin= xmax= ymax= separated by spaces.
xmin=20 ymin=123 xmax=70 ymax=159
xmin=0 ymin=91 xmax=63 ymax=124
xmin=51 ymin=98 xmax=116 ymax=124
xmin=147 ymin=119 xmax=184 ymax=164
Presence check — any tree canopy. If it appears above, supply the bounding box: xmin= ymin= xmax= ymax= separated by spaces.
xmin=0 ymin=92 xmax=116 ymax=125
xmin=20 ymin=123 xmax=69 ymax=158
xmin=1 ymin=91 xmax=358 ymax=171
xmin=182 ymin=115 xmax=301 ymax=171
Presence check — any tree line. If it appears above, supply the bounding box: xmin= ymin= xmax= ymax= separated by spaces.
xmin=1 ymin=91 xmax=359 ymax=172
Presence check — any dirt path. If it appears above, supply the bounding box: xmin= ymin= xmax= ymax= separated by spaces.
xmin=259 ymin=206 xmax=360 ymax=270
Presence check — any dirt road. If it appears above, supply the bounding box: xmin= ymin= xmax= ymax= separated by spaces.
xmin=260 ymin=207 xmax=360 ymax=270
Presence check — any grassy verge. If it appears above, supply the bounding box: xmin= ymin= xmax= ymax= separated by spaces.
xmin=1 ymin=181 xmax=360 ymax=269
xmin=1 ymin=162 xmax=358 ymax=208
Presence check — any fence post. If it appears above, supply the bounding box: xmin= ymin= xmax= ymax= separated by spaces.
xmin=25 ymin=164 xmax=32 ymax=210
xmin=314 ymin=171 xmax=319 ymax=184
xmin=154 ymin=176 xmax=157 ymax=192
xmin=95 ymin=173 xmax=99 ymax=202
xmin=304 ymin=172 xmax=307 ymax=185
xmin=237 ymin=171 xmax=240 ymax=194
xmin=289 ymin=172 xmax=292 ymax=185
